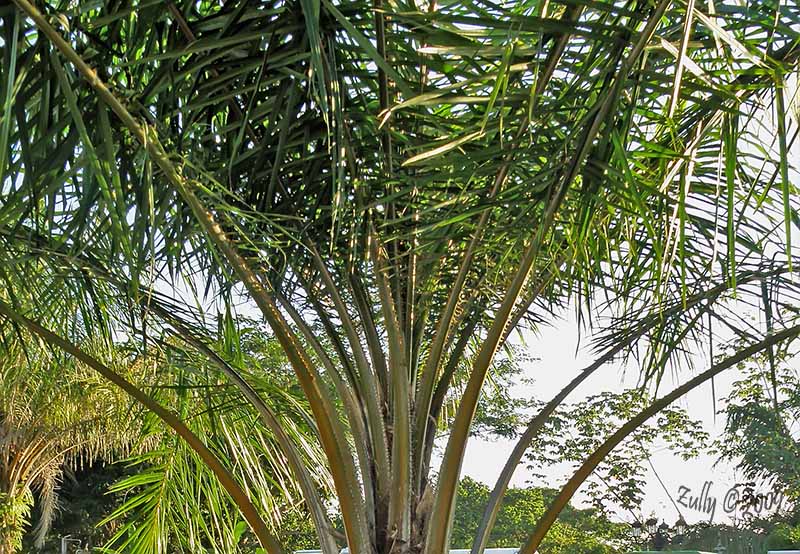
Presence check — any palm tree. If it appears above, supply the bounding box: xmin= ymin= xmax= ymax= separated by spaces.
xmin=0 ymin=316 xmax=327 ymax=552
xmin=0 ymin=340 xmax=136 ymax=553
xmin=101 ymin=320 xmax=334 ymax=553
xmin=2 ymin=1 xmax=800 ymax=553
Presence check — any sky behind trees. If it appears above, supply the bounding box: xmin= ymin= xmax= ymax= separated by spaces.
xmin=460 ymin=309 xmax=788 ymax=527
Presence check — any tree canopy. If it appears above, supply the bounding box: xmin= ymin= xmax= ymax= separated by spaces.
xmin=2 ymin=0 xmax=800 ymax=553
xmin=0 ymin=340 xmax=133 ymax=552
xmin=451 ymin=477 xmax=629 ymax=554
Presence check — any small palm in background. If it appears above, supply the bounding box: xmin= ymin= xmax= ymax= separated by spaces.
xmin=0 ymin=340 xmax=135 ymax=553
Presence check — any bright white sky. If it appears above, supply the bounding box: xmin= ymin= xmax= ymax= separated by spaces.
xmin=219 ymin=96 xmax=800 ymax=532
xmin=456 ymin=310 xmax=781 ymax=528
xmin=455 ymin=88 xmax=800 ymax=531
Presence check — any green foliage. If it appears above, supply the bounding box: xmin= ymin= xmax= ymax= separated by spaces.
xmin=717 ymin=350 xmax=800 ymax=503
xmin=0 ymin=490 xmax=32 ymax=553
xmin=676 ymin=523 xmax=767 ymax=554
xmin=0 ymin=338 xmax=136 ymax=551
xmin=32 ymin=456 xmax=332 ymax=554
xmin=450 ymin=478 xmax=629 ymax=554
xmin=464 ymin=347 xmax=537 ymax=440
xmin=99 ymin=322 xmax=332 ymax=554
xmin=276 ymin=507 xmax=342 ymax=553
xmin=766 ymin=522 xmax=800 ymax=551
xmin=526 ymin=390 xmax=709 ymax=511
xmin=713 ymin=348 xmax=800 ymax=549
xmin=3 ymin=0 xmax=800 ymax=553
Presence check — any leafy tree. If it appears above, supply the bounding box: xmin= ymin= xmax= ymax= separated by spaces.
xmin=98 ymin=318 xmax=333 ymax=553
xmin=715 ymin=348 xmax=800 ymax=548
xmin=0 ymin=314 xmax=328 ymax=552
xmin=717 ymin=350 xmax=800 ymax=503
xmin=468 ymin=346 xmax=537 ymax=441
xmin=2 ymin=1 xmax=800 ymax=554
xmin=0 ymin=341 xmax=134 ymax=553
xmin=526 ymin=389 xmax=709 ymax=512
xmin=451 ymin=477 xmax=629 ymax=554
xmin=676 ymin=522 xmax=767 ymax=554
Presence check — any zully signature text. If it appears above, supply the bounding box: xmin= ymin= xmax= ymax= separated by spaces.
xmin=676 ymin=480 xmax=786 ymax=522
